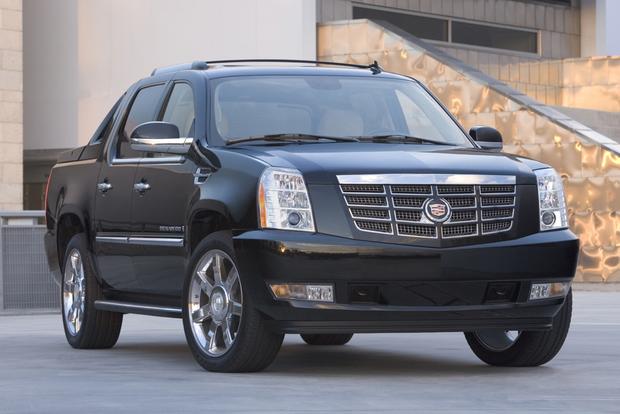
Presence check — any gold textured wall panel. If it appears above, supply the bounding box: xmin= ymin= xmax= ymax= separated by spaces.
xmin=318 ymin=20 xmax=620 ymax=282
xmin=488 ymin=56 xmax=620 ymax=112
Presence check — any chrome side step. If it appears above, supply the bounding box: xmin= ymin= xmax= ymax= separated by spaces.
xmin=94 ymin=300 xmax=182 ymax=319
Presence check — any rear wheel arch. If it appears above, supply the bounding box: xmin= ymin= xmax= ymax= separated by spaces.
xmin=57 ymin=212 xmax=87 ymax=272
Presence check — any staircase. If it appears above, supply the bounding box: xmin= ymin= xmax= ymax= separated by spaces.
xmin=552 ymin=106 xmax=620 ymax=144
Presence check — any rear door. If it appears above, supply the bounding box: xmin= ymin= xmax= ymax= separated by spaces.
xmin=94 ymin=82 xmax=167 ymax=291
xmin=131 ymin=81 xmax=199 ymax=295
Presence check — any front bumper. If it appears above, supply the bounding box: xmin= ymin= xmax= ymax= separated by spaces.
xmin=233 ymin=229 xmax=579 ymax=334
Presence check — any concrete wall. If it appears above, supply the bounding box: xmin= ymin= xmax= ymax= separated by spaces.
xmin=24 ymin=0 xmax=317 ymax=152
xmin=581 ymin=0 xmax=620 ymax=57
xmin=0 ymin=0 xmax=22 ymax=211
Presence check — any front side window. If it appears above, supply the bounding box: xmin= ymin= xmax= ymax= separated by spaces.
xmin=117 ymin=84 xmax=165 ymax=159
xmin=210 ymin=75 xmax=471 ymax=147
xmin=162 ymin=83 xmax=195 ymax=137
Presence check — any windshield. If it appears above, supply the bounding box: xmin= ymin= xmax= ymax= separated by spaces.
xmin=210 ymin=75 xmax=472 ymax=147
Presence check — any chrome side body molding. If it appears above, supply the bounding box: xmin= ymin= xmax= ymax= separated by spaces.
xmin=95 ymin=235 xmax=184 ymax=247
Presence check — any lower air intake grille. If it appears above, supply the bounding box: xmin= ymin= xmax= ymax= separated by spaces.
xmin=482 ymin=220 xmax=512 ymax=234
xmin=355 ymin=220 xmax=392 ymax=234
xmin=442 ymin=223 xmax=477 ymax=238
xmin=397 ymin=223 xmax=436 ymax=238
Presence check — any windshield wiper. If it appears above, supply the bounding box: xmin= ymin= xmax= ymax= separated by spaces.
xmin=357 ymin=134 xmax=453 ymax=146
xmin=226 ymin=133 xmax=359 ymax=145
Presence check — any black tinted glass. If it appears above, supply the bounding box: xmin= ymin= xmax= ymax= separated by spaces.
xmin=89 ymin=97 xmax=121 ymax=144
xmin=211 ymin=76 xmax=471 ymax=147
xmin=118 ymin=84 xmax=165 ymax=159
xmin=162 ymin=83 xmax=195 ymax=137
xmin=452 ymin=21 xmax=538 ymax=53
xmin=353 ymin=7 xmax=448 ymax=42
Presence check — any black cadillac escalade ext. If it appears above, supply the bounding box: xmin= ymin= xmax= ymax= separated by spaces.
xmin=44 ymin=60 xmax=579 ymax=372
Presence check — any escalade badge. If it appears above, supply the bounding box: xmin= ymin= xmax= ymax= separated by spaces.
xmin=423 ymin=197 xmax=451 ymax=223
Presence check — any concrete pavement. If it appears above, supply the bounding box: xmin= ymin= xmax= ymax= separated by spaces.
xmin=1 ymin=291 xmax=619 ymax=413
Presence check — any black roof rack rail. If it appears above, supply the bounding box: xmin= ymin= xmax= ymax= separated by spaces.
xmin=151 ymin=59 xmax=383 ymax=76
xmin=205 ymin=59 xmax=383 ymax=73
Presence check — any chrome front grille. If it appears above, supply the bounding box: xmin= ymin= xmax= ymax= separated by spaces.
xmin=339 ymin=176 xmax=516 ymax=240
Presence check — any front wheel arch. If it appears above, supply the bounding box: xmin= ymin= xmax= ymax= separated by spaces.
xmin=187 ymin=208 xmax=233 ymax=255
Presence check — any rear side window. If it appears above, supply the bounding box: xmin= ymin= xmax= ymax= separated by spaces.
xmin=117 ymin=84 xmax=166 ymax=159
xmin=162 ymin=83 xmax=195 ymax=137
xmin=89 ymin=97 xmax=122 ymax=145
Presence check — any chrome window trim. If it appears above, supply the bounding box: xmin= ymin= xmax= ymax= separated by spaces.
xmin=111 ymin=156 xmax=185 ymax=165
xmin=337 ymin=174 xmax=516 ymax=185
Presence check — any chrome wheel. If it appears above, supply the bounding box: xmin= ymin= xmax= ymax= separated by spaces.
xmin=63 ymin=249 xmax=86 ymax=336
xmin=188 ymin=249 xmax=243 ymax=357
xmin=474 ymin=330 xmax=521 ymax=352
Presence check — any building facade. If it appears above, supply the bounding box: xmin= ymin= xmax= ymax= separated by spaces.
xmin=17 ymin=0 xmax=620 ymax=209
xmin=21 ymin=0 xmax=316 ymax=209
xmin=0 ymin=0 xmax=21 ymax=211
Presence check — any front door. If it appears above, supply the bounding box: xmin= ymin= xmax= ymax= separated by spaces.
xmin=94 ymin=82 xmax=167 ymax=291
xmin=131 ymin=82 xmax=198 ymax=295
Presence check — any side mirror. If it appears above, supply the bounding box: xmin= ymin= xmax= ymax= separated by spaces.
xmin=130 ymin=121 xmax=192 ymax=155
xmin=469 ymin=126 xmax=503 ymax=151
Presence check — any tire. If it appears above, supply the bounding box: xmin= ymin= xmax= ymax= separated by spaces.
xmin=300 ymin=334 xmax=354 ymax=346
xmin=182 ymin=232 xmax=284 ymax=372
xmin=465 ymin=290 xmax=572 ymax=367
xmin=61 ymin=233 xmax=123 ymax=349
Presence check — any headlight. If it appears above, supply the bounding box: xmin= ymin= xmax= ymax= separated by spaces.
xmin=258 ymin=167 xmax=315 ymax=232
xmin=535 ymin=168 xmax=568 ymax=231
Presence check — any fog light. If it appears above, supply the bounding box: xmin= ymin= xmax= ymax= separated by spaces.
xmin=529 ymin=282 xmax=571 ymax=301
xmin=269 ymin=283 xmax=334 ymax=302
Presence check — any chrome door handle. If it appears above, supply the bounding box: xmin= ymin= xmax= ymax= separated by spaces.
xmin=133 ymin=182 xmax=151 ymax=193
xmin=97 ymin=182 xmax=112 ymax=193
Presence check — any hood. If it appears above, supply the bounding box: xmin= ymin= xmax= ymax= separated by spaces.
xmin=232 ymin=143 xmax=546 ymax=185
